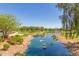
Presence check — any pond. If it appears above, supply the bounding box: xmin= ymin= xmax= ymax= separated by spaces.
xmin=24 ymin=34 xmax=73 ymax=56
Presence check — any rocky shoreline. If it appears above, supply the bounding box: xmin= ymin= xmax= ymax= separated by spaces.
xmin=55 ymin=34 xmax=79 ymax=56
xmin=0 ymin=35 xmax=33 ymax=56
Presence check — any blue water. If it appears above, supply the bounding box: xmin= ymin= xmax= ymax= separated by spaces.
xmin=25 ymin=34 xmax=72 ymax=56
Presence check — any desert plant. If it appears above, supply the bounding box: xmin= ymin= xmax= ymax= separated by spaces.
xmin=3 ymin=44 xmax=10 ymax=50
xmin=11 ymin=35 xmax=23 ymax=45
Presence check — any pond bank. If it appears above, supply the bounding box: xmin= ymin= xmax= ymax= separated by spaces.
xmin=0 ymin=35 xmax=33 ymax=56
xmin=55 ymin=34 xmax=79 ymax=56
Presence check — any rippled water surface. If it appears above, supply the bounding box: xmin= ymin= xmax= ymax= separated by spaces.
xmin=24 ymin=34 xmax=72 ymax=56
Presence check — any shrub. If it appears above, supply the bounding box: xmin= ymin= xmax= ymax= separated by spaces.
xmin=11 ymin=35 xmax=23 ymax=45
xmin=14 ymin=52 xmax=24 ymax=56
xmin=0 ymin=36 xmax=4 ymax=42
xmin=3 ymin=44 xmax=10 ymax=50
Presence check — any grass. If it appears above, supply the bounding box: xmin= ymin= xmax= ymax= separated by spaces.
xmin=20 ymin=31 xmax=31 ymax=37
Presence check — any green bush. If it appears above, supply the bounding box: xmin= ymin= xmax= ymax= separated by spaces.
xmin=3 ymin=44 xmax=10 ymax=50
xmin=0 ymin=36 xmax=4 ymax=42
xmin=11 ymin=35 xmax=23 ymax=45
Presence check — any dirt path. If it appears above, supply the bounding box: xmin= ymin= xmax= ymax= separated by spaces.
xmin=0 ymin=35 xmax=33 ymax=56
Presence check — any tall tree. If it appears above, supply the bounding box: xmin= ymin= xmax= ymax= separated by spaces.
xmin=57 ymin=3 xmax=75 ymax=39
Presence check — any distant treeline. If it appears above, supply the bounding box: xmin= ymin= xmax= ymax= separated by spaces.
xmin=19 ymin=26 xmax=59 ymax=33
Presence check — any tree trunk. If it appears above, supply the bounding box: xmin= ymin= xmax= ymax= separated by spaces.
xmin=2 ymin=31 xmax=8 ymax=38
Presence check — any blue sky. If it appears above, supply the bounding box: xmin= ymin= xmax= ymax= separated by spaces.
xmin=0 ymin=3 xmax=62 ymax=28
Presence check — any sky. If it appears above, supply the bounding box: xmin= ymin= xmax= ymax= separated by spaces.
xmin=0 ymin=3 xmax=63 ymax=28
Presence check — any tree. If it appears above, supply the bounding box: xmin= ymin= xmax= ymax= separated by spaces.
xmin=0 ymin=14 xmax=20 ymax=38
xmin=73 ymin=4 xmax=79 ymax=36
xmin=57 ymin=3 xmax=75 ymax=39
xmin=57 ymin=3 xmax=79 ymax=39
